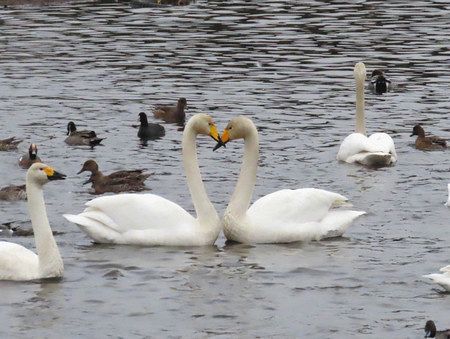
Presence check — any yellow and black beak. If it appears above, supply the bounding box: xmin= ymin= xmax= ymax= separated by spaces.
xmin=209 ymin=124 xmax=222 ymax=143
xmin=213 ymin=129 xmax=229 ymax=151
xmin=44 ymin=167 xmax=66 ymax=181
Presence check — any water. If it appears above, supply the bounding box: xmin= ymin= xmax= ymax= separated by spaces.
xmin=0 ymin=0 xmax=449 ymax=337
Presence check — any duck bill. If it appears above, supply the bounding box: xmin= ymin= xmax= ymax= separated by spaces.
xmin=44 ymin=167 xmax=66 ymax=181
xmin=213 ymin=129 xmax=229 ymax=151
xmin=77 ymin=168 xmax=85 ymax=175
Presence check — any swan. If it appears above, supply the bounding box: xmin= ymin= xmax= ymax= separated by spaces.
xmin=213 ymin=116 xmax=366 ymax=244
xmin=446 ymin=184 xmax=450 ymax=207
xmin=423 ymin=266 xmax=450 ymax=292
xmin=63 ymin=114 xmax=222 ymax=246
xmin=337 ymin=62 xmax=397 ymax=168
xmin=0 ymin=163 xmax=66 ymax=281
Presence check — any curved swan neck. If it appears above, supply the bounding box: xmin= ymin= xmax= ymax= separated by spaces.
xmin=182 ymin=121 xmax=217 ymax=224
xmin=355 ymin=65 xmax=366 ymax=135
xmin=26 ymin=179 xmax=63 ymax=277
xmin=228 ymin=121 xmax=259 ymax=216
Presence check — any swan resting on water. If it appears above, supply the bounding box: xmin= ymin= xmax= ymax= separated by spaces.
xmin=64 ymin=114 xmax=222 ymax=246
xmin=0 ymin=163 xmax=66 ymax=281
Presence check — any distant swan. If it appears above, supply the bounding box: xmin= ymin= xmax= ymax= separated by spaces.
xmin=423 ymin=266 xmax=450 ymax=292
xmin=64 ymin=114 xmax=221 ymax=246
xmin=214 ymin=116 xmax=365 ymax=244
xmin=337 ymin=62 xmax=397 ymax=168
xmin=0 ymin=163 xmax=66 ymax=281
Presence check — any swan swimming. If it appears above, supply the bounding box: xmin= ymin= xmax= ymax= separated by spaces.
xmin=423 ymin=266 xmax=450 ymax=292
xmin=337 ymin=62 xmax=397 ymax=168
xmin=214 ymin=116 xmax=365 ymax=244
xmin=64 ymin=114 xmax=222 ymax=246
xmin=0 ymin=163 xmax=66 ymax=281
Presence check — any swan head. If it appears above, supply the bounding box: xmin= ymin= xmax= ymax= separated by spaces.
xmin=425 ymin=320 xmax=436 ymax=338
xmin=189 ymin=113 xmax=221 ymax=143
xmin=27 ymin=163 xmax=66 ymax=186
xmin=78 ymin=159 xmax=99 ymax=175
xmin=67 ymin=121 xmax=76 ymax=135
xmin=213 ymin=116 xmax=253 ymax=151
xmin=354 ymin=62 xmax=366 ymax=81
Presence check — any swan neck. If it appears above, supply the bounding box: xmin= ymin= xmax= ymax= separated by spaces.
xmin=228 ymin=123 xmax=259 ymax=216
xmin=355 ymin=73 xmax=366 ymax=135
xmin=26 ymin=180 xmax=63 ymax=277
xmin=182 ymin=124 xmax=217 ymax=224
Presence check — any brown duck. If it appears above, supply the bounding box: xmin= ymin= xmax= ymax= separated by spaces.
xmin=78 ymin=159 xmax=151 ymax=194
xmin=0 ymin=137 xmax=22 ymax=151
xmin=0 ymin=184 xmax=26 ymax=201
xmin=411 ymin=124 xmax=447 ymax=150
xmin=153 ymin=97 xmax=187 ymax=125
xmin=18 ymin=144 xmax=42 ymax=169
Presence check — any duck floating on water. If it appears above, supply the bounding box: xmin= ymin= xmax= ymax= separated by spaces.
xmin=410 ymin=124 xmax=446 ymax=150
xmin=0 ymin=184 xmax=26 ymax=201
xmin=138 ymin=112 xmax=165 ymax=141
xmin=153 ymin=97 xmax=187 ymax=126
xmin=0 ymin=137 xmax=22 ymax=151
xmin=65 ymin=121 xmax=104 ymax=147
xmin=78 ymin=159 xmax=151 ymax=195
xmin=369 ymin=69 xmax=391 ymax=94
xmin=18 ymin=144 xmax=41 ymax=169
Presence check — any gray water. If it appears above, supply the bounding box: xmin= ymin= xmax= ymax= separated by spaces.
xmin=0 ymin=0 xmax=449 ymax=337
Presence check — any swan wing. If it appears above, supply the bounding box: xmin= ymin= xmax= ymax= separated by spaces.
xmin=423 ymin=273 xmax=450 ymax=292
xmin=64 ymin=193 xmax=198 ymax=244
xmin=245 ymin=189 xmax=365 ymax=243
xmin=0 ymin=242 xmax=39 ymax=280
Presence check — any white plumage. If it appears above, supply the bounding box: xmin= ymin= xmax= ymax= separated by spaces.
xmin=423 ymin=266 xmax=450 ymax=292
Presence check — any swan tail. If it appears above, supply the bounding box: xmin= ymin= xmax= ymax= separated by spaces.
xmin=319 ymin=210 xmax=366 ymax=239
xmin=63 ymin=213 xmax=121 ymax=243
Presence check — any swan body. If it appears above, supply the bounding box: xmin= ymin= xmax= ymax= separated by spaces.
xmin=64 ymin=114 xmax=221 ymax=246
xmin=216 ymin=116 xmax=365 ymax=244
xmin=337 ymin=62 xmax=397 ymax=168
xmin=0 ymin=163 xmax=66 ymax=281
xmin=446 ymin=184 xmax=450 ymax=207
xmin=423 ymin=266 xmax=450 ymax=292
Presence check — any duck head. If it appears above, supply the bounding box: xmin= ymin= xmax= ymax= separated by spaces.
xmin=28 ymin=143 xmax=38 ymax=160
xmin=78 ymin=160 xmax=99 ymax=175
xmin=411 ymin=124 xmax=425 ymax=137
xmin=424 ymin=320 xmax=436 ymax=338
xmin=67 ymin=121 xmax=77 ymax=135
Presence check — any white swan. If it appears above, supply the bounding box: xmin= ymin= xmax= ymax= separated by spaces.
xmin=214 ymin=116 xmax=366 ymax=244
xmin=64 ymin=114 xmax=222 ymax=246
xmin=446 ymin=184 xmax=450 ymax=207
xmin=337 ymin=62 xmax=397 ymax=168
xmin=0 ymin=163 xmax=66 ymax=281
xmin=423 ymin=266 xmax=450 ymax=292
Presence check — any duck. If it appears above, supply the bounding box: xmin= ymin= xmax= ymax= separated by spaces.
xmin=77 ymin=159 xmax=151 ymax=195
xmin=213 ymin=116 xmax=365 ymax=244
xmin=138 ymin=112 xmax=165 ymax=141
xmin=410 ymin=124 xmax=447 ymax=150
xmin=424 ymin=320 xmax=450 ymax=339
xmin=369 ymin=69 xmax=391 ymax=94
xmin=0 ymin=163 xmax=66 ymax=281
xmin=0 ymin=136 xmax=22 ymax=151
xmin=337 ymin=62 xmax=397 ymax=168
xmin=153 ymin=97 xmax=187 ymax=125
xmin=64 ymin=114 xmax=222 ymax=246
xmin=18 ymin=144 xmax=42 ymax=169
xmin=423 ymin=266 xmax=450 ymax=292
xmin=65 ymin=121 xmax=104 ymax=147
xmin=0 ymin=184 xmax=26 ymax=201
xmin=446 ymin=184 xmax=450 ymax=207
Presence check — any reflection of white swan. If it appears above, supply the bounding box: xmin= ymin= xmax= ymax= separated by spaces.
xmin=423 ymin=266 xmax=450 ymax=292
xmin=337 ymin=62 xmax=397 ymax=168
xmin=0 ymin=163 xmax=66 ymax=281
xmin=446 ymin=184 xmax=450 ymax=207
xmin=215 ymin=116 xmax=365 ymax=244
xmin=64 ymin=114 xmax=221 ymax=246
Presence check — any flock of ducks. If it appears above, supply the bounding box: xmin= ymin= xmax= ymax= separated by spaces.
xmin=0 ymin=62 xmax=448 ymax=335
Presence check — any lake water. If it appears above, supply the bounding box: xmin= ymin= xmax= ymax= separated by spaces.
xmin=0 ymin=0 xmax=449 ymax=337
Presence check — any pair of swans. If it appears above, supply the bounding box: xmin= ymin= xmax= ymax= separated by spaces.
xmin=64 ymin=113 xmax=365 ymax=246
xmin=337 ymin=62 xmax=397 ymax=168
